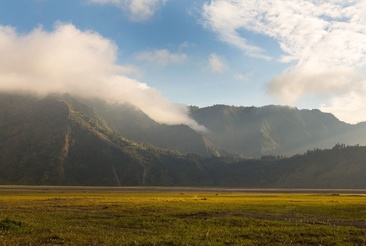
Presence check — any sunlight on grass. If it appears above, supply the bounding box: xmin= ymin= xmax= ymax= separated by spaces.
xmin=0 ymin=189 xmax=365 ymax=245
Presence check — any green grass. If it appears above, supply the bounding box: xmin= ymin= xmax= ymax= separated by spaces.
xmin=0 ymin=188 xmax=365 ymax=245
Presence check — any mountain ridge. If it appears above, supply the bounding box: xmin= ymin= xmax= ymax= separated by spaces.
xmin=1 ymin=93 xmax=366 ymax=188
xmin=190 ymin=104 xmax=366 ymax=157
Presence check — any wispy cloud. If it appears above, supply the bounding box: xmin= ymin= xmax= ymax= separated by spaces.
xmin=208 ymin=53 xmax=227 ymax=73
xmin=202 ymin=1 xmax=271 ymax=60
xmin=135 ymin=49 xmax=188 ymax=66
xmin=202 ymin=0 xmax=366 ymax=123
xmin=0 ymin=23 xmax=205 ymax=131
xmin=234 ymin=72 xmax=252 ymax=82
xmin=88 ymin=0 xmax=166 ymax=22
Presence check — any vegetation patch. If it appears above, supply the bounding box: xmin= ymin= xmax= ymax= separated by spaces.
xmin=178 ymin=211 xmax=366 ymax=229
xmin=0 ymin=218 xmax=22 ymax=230
xmin=0 ymin=187 xmax=365 ymax=245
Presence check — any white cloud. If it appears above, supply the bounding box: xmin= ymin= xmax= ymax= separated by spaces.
xmin=135 ymin=49 xmax=187 ymax=66
xmin=202 ymin=0 xmax=366 ymax=123
xmin=267 ymin=65 xmax=363 ymax=104
xmin=0 ymin=23 xmax=204 ymax=131
xmin=202 ymin=1 xmax=271 ymax=60
xmin=88 ymin=0 xmax=166 ymax=22
xmin=208 ymin=53 xmax=227 ymax=73
xmin=320 ymin=89 xmax=366 ymax=124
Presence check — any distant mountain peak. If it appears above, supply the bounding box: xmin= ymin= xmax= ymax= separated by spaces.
xmin=190 ymin=103 xmax=366 ymax=157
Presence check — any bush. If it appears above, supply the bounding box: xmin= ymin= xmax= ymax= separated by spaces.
xmin=0 ymin=218 xmax=22 ymax=230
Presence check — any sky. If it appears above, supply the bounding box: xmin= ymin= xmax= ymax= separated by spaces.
xmin=0 ymin=0 xmax=366 ymax=127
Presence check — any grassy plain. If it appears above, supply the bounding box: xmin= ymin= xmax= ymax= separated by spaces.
xmin=0 ymin=187 xmax=365 ymax=245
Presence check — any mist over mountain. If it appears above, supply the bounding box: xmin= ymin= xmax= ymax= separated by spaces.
xmin=0 ymin=23 xmax=204 ymax=132
xmin=1 ymin=92 xmax=366 ymax=188
xmin=81 ymin=98 xmax=225 ymax=157
xmin=0 ymin=93 xmax=212 ymax=186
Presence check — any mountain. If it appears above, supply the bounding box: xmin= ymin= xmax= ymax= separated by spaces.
xmin=1 ymin=93 xmax=366 ymax=188
xmin=80 ymin=99 xmax=225 ymax=157
xmin=0 ymin=93 xmax=212 ymax=186
xmin=190 ymin=105 xmax=366 ymax=157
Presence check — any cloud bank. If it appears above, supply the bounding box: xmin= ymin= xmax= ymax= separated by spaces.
xmin=88 ymin=0 xmax=166 ymax=22
xmin=0 ymin=23 xmax=205 ymax=131
xmin=202 ymin=0 xmax=366 ymax=123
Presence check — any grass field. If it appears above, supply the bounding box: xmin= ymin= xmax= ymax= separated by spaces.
xmin=0 ymin=187 xmax=365 ymax=245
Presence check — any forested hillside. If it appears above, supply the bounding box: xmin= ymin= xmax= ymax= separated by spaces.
xmin=204 ymin=144 xmax=366 ymax=188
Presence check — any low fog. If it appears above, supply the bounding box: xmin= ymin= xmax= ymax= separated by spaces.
xmin=0 ymin=23 xmax=205 ymax=132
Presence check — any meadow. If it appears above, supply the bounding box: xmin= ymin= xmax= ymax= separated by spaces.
xmin=0 ymin=187 xmax=365 ymax=245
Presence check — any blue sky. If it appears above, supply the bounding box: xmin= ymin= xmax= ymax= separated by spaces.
xmin=1 ymin=0 xmax=366 ymax=126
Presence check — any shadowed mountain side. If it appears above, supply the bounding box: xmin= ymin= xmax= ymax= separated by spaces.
xmin=204 ymin=145 xmax=366 ymax=188
xmin=0 ymin=94 xmax=70 ymax=184
xmin=0 ymin=93 xmax=212 ymax=186
xmin=190 ymin=105 xmax=366 ymax=157
xmin=82 ymin=99 xmax=225 ymax=157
